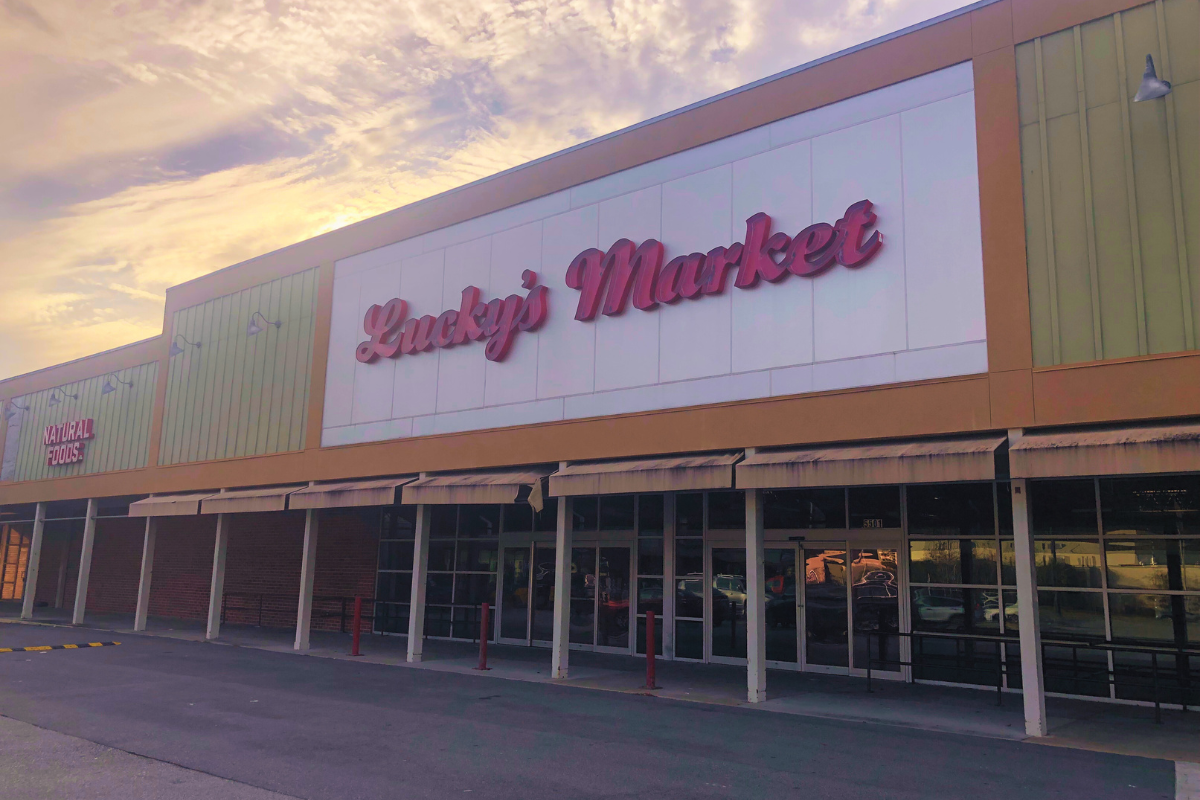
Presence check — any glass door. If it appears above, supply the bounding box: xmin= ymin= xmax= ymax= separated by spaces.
xmin=801 ymin=537 xmax=902 ymax=674
xmin=499 ymin=542 xmax=557 ymax=645
xmin=849 ymin=546 xmax=901 ymax=676
xmin=569 ymin=545 xmax=633 ymax=652
xmin=709 ymin=546 xmax=748 ymax=662
xmin=764 ymin=547 xmax=799 ymax=665
xmin=803 ymin=546 xmax=850 ymax=670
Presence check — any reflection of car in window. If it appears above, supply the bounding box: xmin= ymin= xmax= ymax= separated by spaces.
xmin=675 ymin=574 xmax=732 ymax=623
xmin=714 ymin=574 xmax=748 ymax=613
xmin=913 ymin=589 xmax=965 ymax=625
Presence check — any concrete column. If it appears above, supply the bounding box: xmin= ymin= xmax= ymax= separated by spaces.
xmin=71 ymin=499 xmax=99 ymax=625
xmin=20 ymin=503 xmax=47 ymax=620
xmin=294 ymin=509 xmax=319 ymax=651
xmin=406 ymin=504 xmax=431 ymax=663
xmin=206 ymin=514 xmax=230 ymax=641
xmin=54 ymin=538 xmax=69 ymax=609
xmin=133 ymin=517 xmax=157 ymax=632
xmin=1011 ymin=472 xmax=1047 ymax=736
xmin=551 ymin=496 xmax=574 ymax=680
xmin=745 ymin=488 xmax=767 ymax=703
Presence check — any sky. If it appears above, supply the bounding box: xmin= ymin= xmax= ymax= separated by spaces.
xmin=0 ymin=0 xmax=974 ymax=381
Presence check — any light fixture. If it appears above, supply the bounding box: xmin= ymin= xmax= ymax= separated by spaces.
xmin=101 ymin=372 xmax=135 ymax=396
xmin=2 ymin=399 xmax=29 ymax=421
xmin=247 ymin=310 xmax=282 ymax=337
xmin=47 ymin=388 xmax=78 ymax=408
xmin=169 ymin=334 xmax=201 ymax=357
xmin=1134 ymin=54 xmax=1171 ymax=102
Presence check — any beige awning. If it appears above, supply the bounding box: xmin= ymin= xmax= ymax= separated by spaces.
xmin=1011 ymin=423 xmax=1200 ymax=478
xmin=737 ymin=436 xmax=1007 ymax=488
xmin=401 ymin=469 xmax=551 ymax=505
xmin=289 ymin=478 xmax=415 ymax=510
xmin=128 ymin=493 xmax=216 ymax=517
xmin=550 ymin=453 xmax=741 ymax=497
xmin=200 ymin=486 xmax=305 ymax=515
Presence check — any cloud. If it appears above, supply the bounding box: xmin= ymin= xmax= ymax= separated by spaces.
xmin=0 ymin=0 xmax=973 ymax=380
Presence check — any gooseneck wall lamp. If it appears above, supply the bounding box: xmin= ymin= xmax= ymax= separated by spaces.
xmin=47 ymin=388 xmax=78 ymax=408
xmin=169 ymin=334 xmax=202 ymax=357
xmin=100 ymin=372 xmax=135 ymax=396
xmin=247 ymin=311 xmax=282 ymax=337
xmin=1134 ymin=54 xmax=1171 ymax=102
xmin=2 ymin=399 xmax=29 ymax=421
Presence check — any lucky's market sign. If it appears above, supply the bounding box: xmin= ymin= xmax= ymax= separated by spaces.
xmin=356 ymin=200 xmax=883 ymax=365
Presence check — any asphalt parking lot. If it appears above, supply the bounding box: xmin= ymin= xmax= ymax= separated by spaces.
xmin=0 ymin=622 xmax=1179 ymax=799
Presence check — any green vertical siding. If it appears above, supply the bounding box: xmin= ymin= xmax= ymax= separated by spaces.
xmin=1 ymin=362 xmax=158 ymax=482
xmin=159 ymin=267 xmax=319 ymax=465
xmin=1017 ymin=0 xmax=1199 ymax=367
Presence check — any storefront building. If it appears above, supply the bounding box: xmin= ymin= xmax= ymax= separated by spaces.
xmin=1 ymin=0 xmax=1197 ymax=737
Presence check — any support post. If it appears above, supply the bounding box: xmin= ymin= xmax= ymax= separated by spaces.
xmin=1010 ymin=466 xmax=1047 ymax=736
xmin=294 ymin=508 xmax=319 ymax=651
xmin=55 ymin=539 xmax=69 ymax=609
xmin=745 ymin=487 xmax=767 ymax=703
xmin=206 ymin=514 xmax=229 ymax=640
xmin=134 ymin=517 xmax=157 ymax=632
xmin=20 ymin=503 xmax=47 ymax=620
xmin=406 ymin=504 xmax=431 ymax=663
xmin=551 ymin=495 xmax=574 ymax=680
xmin=71 ymin=499 xmax=98 ymax=625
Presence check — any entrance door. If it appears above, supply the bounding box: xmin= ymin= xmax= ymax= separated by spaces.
xmin=569 ymin=545 xmax=632 ymax=652
xmin=709 ymin=546 xmax=748 ymax=662
xmin=801 ymin=536 xmax=902 ymax=674
xmin=499 ymin=542 xmax=557 ymax=645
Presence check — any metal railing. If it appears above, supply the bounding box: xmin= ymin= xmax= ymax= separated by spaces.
xmin=220 ymin=593 xmax=375 ymax=633
xmin=865 ymin=630 xmax=1200 ymax=723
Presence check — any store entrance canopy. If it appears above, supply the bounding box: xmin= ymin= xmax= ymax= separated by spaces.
xmin=200 ymin=486 xmax=305 ymax=515
xmin=401 ymin=469 xmax=552 ymax=505
xmin=1010 ymin=422 xmax=1200 ymax=478
xmin=737 ymin=436 xmax=1007 ymax=488
xmin=128 ymin=493 xmax=216 ymax=517
xmin=550 ymin=453 xmax=740 ymax=497
xmin=289 ymin=478 xmax=415 ymax=510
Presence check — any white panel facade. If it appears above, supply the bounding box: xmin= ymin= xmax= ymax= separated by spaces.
xmin=321 ymin=63 xmax=987 ymax=447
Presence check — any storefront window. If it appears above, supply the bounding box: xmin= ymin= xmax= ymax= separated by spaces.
xmin=1109 ymin=593 xmax=1187 ymax=643
xmin=1100 ymin=476 xmax=1200 ymax=536
xmin=848 ymin=486 xmax=901 ymax=529
xmin=764 ymin=488 xmax=845 ymax=530
xmin=572 ymin=497 xmax=599 ymax=532
xmin=422 ymin=503 xmax=502 ymax=640
xmin=638 ymin=495 xmax=664 ymax=534
xmin=375 ymin=506 xmax=416 ymax=634
xmin=1105 ymin=539 xmax=1189 ymax=591
xmin=1030 ymin=480 xmax=1097 ymax=537
xmin=599 ymin=495 xmax=635 ymax=530
xmin=707 ymin=491 xmax=745 ymax=530
xmin=1035 ymin=540 xmax=1103 ymax=588
xmin=906 ymin=483 xmax=994 ymax=537
xmin=1037 ymin=590 xmax=1106 ymax=640
xmin=675 ymin=493 xmax=703 ymax=535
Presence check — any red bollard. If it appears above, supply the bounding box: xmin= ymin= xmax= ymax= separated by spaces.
xmin=350 ymin=596 xmax=363 ymax=657
xmin=645 ymin=610 xmax=658 ymax=689
xmin=475 ymin=602 xmax=491 ymax=670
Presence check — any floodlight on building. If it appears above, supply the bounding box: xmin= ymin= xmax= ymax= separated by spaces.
xmin=247 ymin=310 xmax=282 ymax=337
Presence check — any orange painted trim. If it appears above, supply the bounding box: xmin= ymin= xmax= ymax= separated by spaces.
xmin=1032 ymin=351 xmax=1200 ymax=425
xmin=0 ymin=375 xmax=994 ymax=504
xmin=1010 ymin=0 xmax=1153 ymax=44
xmin=974 ymin=46 xmax=1034 ymax=376
xmin=304 ymin=262 xmax=336 ymax=451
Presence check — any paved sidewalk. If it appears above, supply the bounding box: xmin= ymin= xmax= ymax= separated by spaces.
xmin=5 ymin=608 xmax=1198 ymax=763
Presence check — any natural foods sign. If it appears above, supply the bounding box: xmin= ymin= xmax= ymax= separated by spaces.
xmin=44 ymin=418 xmax=94 ymax=466
xmin=357 ymin=200 xmax=883 ymax=364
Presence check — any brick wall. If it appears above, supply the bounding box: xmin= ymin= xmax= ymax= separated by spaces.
xmin=148 ymin=515 xmax=217 ymax=621
xmin=86 ymin=518 xmax=145 ymax=614
xmin=312 ymin=508 xmax=380 ymax=632
xmin=221 ymin=511 xmax=305 ymax=629
xmin=34 ymin=523 xmax=82 ymax=608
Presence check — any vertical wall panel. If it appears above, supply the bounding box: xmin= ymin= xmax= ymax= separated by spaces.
xmin=159 ymin=268 xmax=319 ymax=465
xmin=1016 ymin=0 xmax=1198 ymax=366
xmin=0 ymin=363 xmax=158 ymax=483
